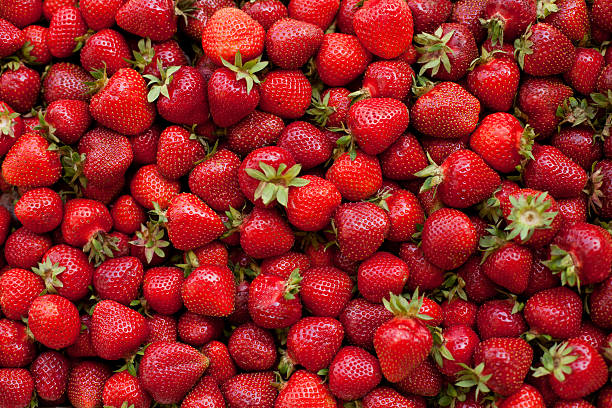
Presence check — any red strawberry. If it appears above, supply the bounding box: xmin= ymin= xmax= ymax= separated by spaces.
xmin=44 ymin=99 xmax=91 ymax=145
xmin=476 ymin=299 xmax=526 ymax=339
xmin=0 ymin=63 xmax=40 ymax=113
xmin=4 ymin=228 xmax=51 ymax=270
xmin=357 ymin=252 xmax=409 ymax=304
xmin=266 ymin=18 xmax=323 ymax=69
xmin=181 ymin=264 xmax=235 ymax=317
xmin=276 ymin=370 xmax=335 ymax=408
xmin=89 ymin=68 xmax=155 ymax=136
xmin=0 ymin=269 xmax=44 ymax=320
xmin=329 ymin=346 xmax=382 ymax=401
xmin=405 ymin=0 xmax=452 ymax=33
xmin=534 ymin=339 xmax=607 ymax=400
xmin=237 ymin=207 xmax=295 ymax=259
xmin=116 ymin=0 xmax=177 ymax=41
xmin=130 ymin=164 xmax=180 ymax=210
xmin=21 ymin=25 xmax=51 ymax=65
xmin=326 ymin=151 xmax=382 ymax=201
xmin=435 ymin=324 xmax=480 ymax=377
xmin=393 ymin=357 xmax=443 ymax=397
xmin=356 ymin=60 xmax=414 ymax=100
xmin=524 ymin=286 xmax=582 ymax=339
xmin=46 ymin=6 xmax=87 ymax=58
xmin=590 ymin=276 xmax=612 ymax=329
xmin=156 ymin=126 xmax=206 ymax=180
xmin=333 ymin=202 xmax=390 ymax=262
xmin=450 ymin=0 xmax=487 ymax=43
xmin=467 ymin=48 xmax=520 ymax=113
xmin=67 ymin=361 xmax=111 ymax=408
xmin=551 ymin=128 xmax=601 ymax=170
xmin=0 ymin=102 xmax=23 ymax=157
xmin=259 ymin=69 xmax=311 ymax=119
xmin=80 ymin=29 xmax=130 ymax=76
xmin=381 ymin=189 xmax=425 ymax=242
xmin=0 ymin=319 xmax=36 ymax=368
xmin=459 ymin=337 xmax=533 ymax=396
xmin=30 ymin=351 xmax=69 ymax=403
xmin=480 ymin=0 xmax=535 ymax=45
xmin=286 ymin=316 xmax=343 ymax=373
xmin=42 ymin=62 xmax=92 ymax=104
xmin=178 ymin=311 xmax=223 ymax=347
xmin=399 ymin=243 xmax=445 ymax=291
xmin=592 ymin=0 xmax=612 ymax=32
xmin=374 ymin=293 xmax=433 ymax=382
xmin=308 ymin=87 xmax=350 ymax=128
xmin=315 ymin=33 xmax=372 ymax=87
xmin=110 ymin=195 xmax=146 ymax=235
xmin=202 ymin=8 xmax=265 ymax=66
xmin=248 ymin=269 xmax=302 ymax=328
xmin=523 ymin=144 xmax=587 ymax=199
xmin=353 ymin=0 xmax=413 ymax=59
xmin=0 ymin=0 xmax=42 ymax=28
xmin=146 ymin=314 xmax=177 ymax=343
xmin=499 ymin=384 xmax=546 ymax=408
xmin=79 ymin=0 xmax=125 ymax=31
xmin=411 ymin=81 xmax=480 ymax=139
xmin=202 ymin=340 xmax=237 ymax=384
xmin=563 ymin=48 xmax=605 ymax=96
xmin=517 ymin=77 xmax=573 ymax=138
xmin=300 ymin=266 xmax=352 ymax=317
xmin=260 ymin=252 xmax=310 ymax=279
xmin=93 ymin=256 xmax=143 ymax=305
xmin=227 ymin=110 xmax=285 ymax=155
xmin=277 ymin=122 xmax=334 ymax=170
xmin=14 ymin=188 xmax=62 ymax=234
xmin=242 ymin=0 xmax=287 ymax=30
xmin=286 ymin=175 xmax=341 ymax=231
xmin=0 ymin=368 xmax=34 ymax=408
xmin=130 ymin=125 xmax=161 ymax=165
xmin=541 ymin=0 xmax=589 ymax=43
xmin=182 ymin=376 xmax=226 ymax=408
xmin=66 ymin=314 xmax=97 ymax=358
xmin=182 ymin=0 xmax=236 ymax=39
xmin=515 ymin=23 xmax=575 ymax=76
xmin=0 ymin=18 xmax=24 ymax=58
xmin=28 ymin=294 xmax=80 ymax=350
xmin=379 ymin=132 xmax=428 ymax=181
xmin=139 ymin=341 xmax=209 ymax=404
xmin=339 ymin=298 xmax=393 ymax=351
xmin=61 ymin=198 xmax=114 ymax=262
xmin=102 ymin=372 xmax=150 ymax=408
xmin=228 ymin=322 xmax=277 ymax=371
xmin=131 ymin=38 xmax=189 ymax=78
xmin=221 ymin=372 xmax=278 ymax=408
xmin=78 ymin=127 xmax=133 ymax=189
xmin=288 ymin=0 xmax=338 ymax=30
xmin=34 ymin=244 xmax=93 ymax=302
xmin=142 ymin=266 xmax=183 ymax=315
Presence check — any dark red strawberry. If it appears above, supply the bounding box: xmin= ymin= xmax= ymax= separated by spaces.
xmin=300 ymin=266 xmax=352 ymax=317
xmin=221 ymin=371 xmax=278 ymax=408
xmin=400 ymin=243 xmax=445 ymax=292
xmin=46 ymin=6 xmax=87 ymax=59
xmin=541 ymin=0 xmax=589 ymax=43
xmin=329 ymin=346 xmax=382 ymax=401
xmin=517 ymin=77 xmax=573 ymax=138
xmin=93 ymin=256 xmax=143 ymax=305
xmin=515 ymin=23 xmax=575 ymax=76
xmin=476 ymin=299 xmax=527 ymax=340
xmin=237 ymin=207 xmax=295 ymax=259
xmin=42 ymin=62 xmax=92 ymax=104
xmin=0 ymin=63 xmax=40 ymax=113
xmin=0 ymin=18 xmax=24 ymax=58
xmin=80 ymin=0 xmax=125 ymax=31
xmin=266 ymin=18 xmax=323 ymax=69
xmin=248 ymin=269 xmax=302 ymax=328
xmin=228 ymin=322 xmax=277 ymax=371
xmin=481 ymin=0 xmax=535 ymax=45
xmin=563 ymin=47 xmax=605 ymax=96
xmin=288 ymin=0 xmax=339 ymax=30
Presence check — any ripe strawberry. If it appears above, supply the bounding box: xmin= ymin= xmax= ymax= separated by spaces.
xmin=0 ymin=18 xmax=24 ymax=58
xmin=542 ymin=0 xmax=589 ymax=43
xmin=394 ymin=357 xmax=443 ymax=397
xmin=0 ymin=319 xmax=36 ymax=368
xmin=315 ymin=33 xmax=372 ymax=87
xmin=329 ymin=346 xmax=382 ymax=401
xmin=276 ymin=370 xmax=335 ymax=408
xmin=467 ymin=49 xmax=520 ymax=113
xmin=266 ymin=18 xmax=323 ymax=69
xmin=221 ymin=371 xmax=278 ymax=408
xmin=517 ymin=77 xmax=573 ymax=138
xmin=481 ymin=0 xmax=535 ymax=45
xmin=353 ymin=0 xmax=413 ymax=59
xmin=434 ymin=324 xmax=480 ymax=377
xmin=259 ymin=69 xmax=311 ymax=119
xmin=79 ymin=0 xmax=124 ymax=30
xmin=102 ymin=372 xmax=150 ymax=408
xmin=156 ymin=126 xmax=206 ymax=180
xmin=177 ymin=311 xmax=223 ymax=347
xmin=30 ymin=351 xmax=69 ymax=403
xmin=406 ymin=0 xmax=452 ymax=33
xmin=130 ymin=164 xmax=180 ymax=210
xmin=89 ymin=68 xmax=155 ymax=136
xmin=4 ymin=227 xmax=51 ymax=269
xmin=42 ymin=62 xmax=92 ymax=104
xmin=181 ymin=264 xmax=235 ymax=317
xmin=551 ymin=128 xmax=601 ymax=170
xmin=336 ymin=0 xmax=360 ymax=33
xmin=534 ymin=339 xmax=607 ymax=400
xmin=110 ymin=195 xmax=146 ymax=235
xmin=139 ymin=341 xmax=209 ymax=404
xmin=0 ymin=0 xmax=42 ymax=27
xmin=380 ymin=189 xmax=425 ymax=242
xmin=142 ymin=266 xmax=183 ymax=315
xmin=0 ymin=368 xmax=34 ymax=408
xmin=182 ymin=376 xmax=226 ymax=408
xmin=411 ymin=81 xmax=481 ymax=139
xmin=592 ymin=0 xmax=612 ymax=32
xmin=524 ymin=286 xmax=582 ymax=339
xmin=374 ymin=293 xmax=433 ymax=382
xmin=400 ymin=243 xmax=445 ymax=291
xmin=523 ymin=145 xmax=587 ymax=199
xmin=130 ymin=125 xmax=160 ymax=165
xmin=248 ymin=269 xmax=302 ymax=328
xmin=277 ymin=122 xmax=334 ymax=170
xmin=80 ymin=29 xmax=130 ymax=76
xmin=308 ymin=87 xmax=350 ymax=128
xmin=227 ymin=110 xmax=285 ymax=155
xmin=28 ymin=294 xmax=80 ymax=350
xmin=480 ymin=229 xmax=533 ymax=294
xmin=0 ymin=268 xmax=44 ymax=320
xmin=357 ymin=252 xmax=409 ymax=303
xmin=146 ymin=314 xmax=177 ymax=343
xmin=354 ymin=60 xmax=414 ymax=101
xmin=242 ymin=0 xmax=287 ymax=30
xmin=590 ymin=276 xmax=612 ymax=329
xmin=378 ymin=132 xmax=427 ymax=181
xmin=450 ymin=0 xmax=487 ymax=42
xmin=202 ymin=8 xmax=265 ymax=66
xmin=326 ymin=151 xmax=382 ymax=201
xmin=286 ymin=175 xmax=341 ymax=231
xmin=563 ymin=48 xmax=605 ymax=96
xmin=333 ymin=202 xmax=390 ymax=262
xmin=260 ymin=252 xmax=310 ymax=280
xmin=285 ymin=316 xmax=343 ymax=373
xmin=339 ymin=298 xmax=393 ymax=351
xmin=499 ymin=384 xmax=546 ymax=408
xmin=182 ymin=0 xmax=236 ymax=39
xmin=0 ymin=102 xmax=23 ymax=156
xmin=61 ymin=198 xmax=114 ymax=261
xmin=14 ymin=188 xmax=62 ymax=234
xmin=515 ymin=23 xmax=575 ymax=76
xmin=67 ymin=360 xmax=111 ymax=408
xmin=46 ymin=6 xmax=87 ymax=59
xmin=288 ymin=0 xmax=338 ymax=29
xmin=0 ymin=63 xmax=40 ymax=113
xmin=300 ymin=266 xmax=352 ymax=317
xmin=202 ymin=340 xmax=237 ymax=384
xmin=35 ymin=244 xmax=93 ymax=302
xmin=476 ymin=299 xmax=527 ymax=339
xmin=20 ymin=24 xmax=51 ymax=65
xmin=78 ymin=127 xmax=133 ymax=189
xmin=459 ymin=337 xmax=533 ymax=396
xmin=130 ymin=38 xmax=189 ymax=78
xmin=44 ymin=99 xmax=91 ymax=144
xmin=228 ymin=322 xmax=276 ymax=371
xmin=237 ymin=207 xmax=295 ymax=259
xmin=116 ymin=0 xmax=177 ymax=41
xmin=66 ymin=314 xmax=96 ymax=358
xmin=93 ymin=256 xmax=143 ymax=304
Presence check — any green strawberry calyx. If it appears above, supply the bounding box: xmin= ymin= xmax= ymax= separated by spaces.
xmin=245 ymin=161 xmax=310 ymax=207
xmin=479 ymin=225 xmax=509 ymax=264
xmin=144 ymin=60 xmax=181 ymax=103
xmin=414 ymin=153 xmax=443 ymax=194
xmin=480 ymin=14 xmax=506 ymax=46
xmin=32 ymin=258 xmax=66 ymax=294
xmin=0 ymin=104 xmax=19 ymax=138
xmin=541 ymin=245 xmax=581 ymax=288
xmin=536 ymin=0 xmax=559 ymax=19
xmin=383 ymin=290 xmax=433 ymax=322
xmin=455 ymin=362 xmax=493 ymax=401
xmin=414 ymin=27 xmax=456 ymax=77
xmin=221 ymin=51 xmax=268 ymax=95
xmin=532 ymin=341 xmax=578 ymax=381
xmin=505 ymin=192 xmax=557 ymax=243
xmin=514 ymin=25 xmax=534 ymax=69
xmin=84 ymin=231 xmax=120 ymax=267
xmin=283 ymin=268 xmax=302 ymax=300
xmin=307 ymin=88 xmax=338 ymax=127
xmin=129 ymin=218 xmax=170 ymax=264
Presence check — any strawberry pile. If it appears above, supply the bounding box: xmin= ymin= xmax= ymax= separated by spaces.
xmin=0 ymin=0 xmax=611 ymax=407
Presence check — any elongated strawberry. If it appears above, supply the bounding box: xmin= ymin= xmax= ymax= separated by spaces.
xmin=47 ymin=6 xmax=87 ymax=59
xmin=276 ymin=121 xmax=334 ymax=170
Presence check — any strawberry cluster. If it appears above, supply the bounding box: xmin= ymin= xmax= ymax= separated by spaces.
xmin=0 ymin=0 xmax=611 ymax=407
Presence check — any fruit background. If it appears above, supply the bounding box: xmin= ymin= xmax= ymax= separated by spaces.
xmin=0 ymin=0 xmax=611 ymax=407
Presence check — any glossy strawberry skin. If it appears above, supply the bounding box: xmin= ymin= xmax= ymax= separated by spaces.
xmin=181 ymin=264 xmax=235 ymax=317
xmin=247 ymin=272 xmax=302 ymax=329
xmin=228 ymin=323 xmax=277 ymax=371
xmin=524 ymin=287 xmax=582 ymax=339
xmin=277 ymin=122 xmax=334 ymax=170
xmin=239 ymin=207 xmax=295 ymax=259
xmin=227 ymin=110 xmax=285 ymax=155
xmin=42 ymin=62 xmax=92 ymax=104
xmin=0 ymin=319 xmax=36 ymax=368
xmin=288 ymin=317 xmax=344 ymax=373
xmin=47 ymin=6 xmax=87 ymax=59
xmin=0 ymin=268 xmax=44 ymax=320
xmin=80 ymin=29 xmax=130 ymax=75
xmin=30 ymin=351 xmax=69 ymax=403
xmin=221 ymin=371 xmax=278 ymax=408
xmin=265 ymin=17 xmax=323 ymax=69
xmin=115 ymin=0 xmax=177 ymax=41
xmin=67 ymin=360 xmax=112 ymax=408
xmin=517 ymin=77 xmax=573 ymax=138
xmin=333 ymin=202 xmax=390 ymax=262
xmin=259 ymin=69 xmax=311 ymax=119
xmin=202 ymin=340 xmax=237 ymax=384
xmin=339 ymin=298 xmax=393 ymax=351
xmin=2 ymin=132 xmax=60 ymax=188
xmin=0 ymin=368 xmax=35 ymax=408
xmin=315 ymin=33 xmax=372 ymax=87
xmin=286 ymin=175 xmax=341 ymax=232
xmin=102 ymin=371 xmax=151 ymax=408
xmin=518 ymin=23 xmax=575 ymax=77
xmin=329 ymin=346 xmax=382 ymax=401
xmin=166 ymin=193 xmax=225 ymax=251
xmin=482 ymin=242 xmax=532 ymax=294
xmin=439 ymin=324 xmax=480 ymax=377
xmin=157 ymin=66 xmax=209 ymax=126
xmin=326 ymin=151 xmax=382 ymax=201
xmin=300 ymin=266 xmax=353 ymax=318
xmin=358 ymin=252 xmax=410 ymax=304
xmin=288 ymin=0 xmax=339 ymax=30
xmin=476 ymin=299 xmax=527 ymax=340
xmin=28 ymin=294 xmax=80 ymax=350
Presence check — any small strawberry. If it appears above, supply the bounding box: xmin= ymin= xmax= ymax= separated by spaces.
xmin=329 ymin=346 xmax=382 ymax=401
xmin=130 ymin=125 xmax=161 ymax=165
xmin=46 ymin=6 xmax=87 ymax=59
xmin=182 ymin=264 xmax=235 ymax=317
xmin=130 ymin=164 xmax=180 ymax=210
xmin=406 ymin=0 xmax=452 ymax=33
xmin=202 ymin=340 xmax=237 ymax=384
xmin=102 ymin=371 xmax=151 ymax=408
xmin=116 ymin=0 xmax=177 ymax=41
xmin=379 ymin=132 xmax=428 ymax=181
xmin=590 ymin=276 xmax=612 ymax=329
xmin=393 ymin=357 xmax=443 ymax=397
xmin=517 ymin=77 xmax=573 ymax=138
xmin=355 ymin=60 xmax=414 ymax=101
xmin=515 ymin=23 xmax=575 ymax=76
xmin=563 ymin=48 xmax=605 ymax=95
xmin=326 ymin=151 xmax=382 ymax=201
xmin=315 ymin=33 xmax=372 ymax=87
xmin=42 ymin=62 xmax=92 ymax=104
xmin=80 ymin=28 xmax=131 ymax=75
xmin=146 ymin=314 xmax=177 ymax=343
xmin=155 ymin=126 xmax=206 ymax=180
xmin=0 ymin=268 xmax=44 ymax=320
xmin=0 ymin=18 xmax=24 ymax=58
xmin=339 ymin=298 xmax=393 ymax=351
xmin=178 ymin=312 xmax=223 ymax=347
xmin=248 ymin=269 xmax=302 ymax=328
xmin=30 ymin=351 xmax=69 ymax=403
xmin=67 ymin=361 xmax=111 ymax=408
xmin=228 ymin=322 xmax=277 ymax=371
xmin=221 ymin=372 xmax=278 ymax=408
xmin=0 ymin=102 xmax=23 ymax=157
xmin=476 ymin=299 xmax=527 ymax=339
xmin=266 ymin=18 xmax=323 ymax=69
xmin=286 ymin=175 xmax=341 ymax=232
xmin=79 ymin=0 xmax=125 ymax=31
xmin=434 ymin=324 xmax=480 ymax=377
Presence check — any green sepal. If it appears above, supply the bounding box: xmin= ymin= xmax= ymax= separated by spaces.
xmin=532 ymin=341 xmax=578 ymax=382
xmin=220 ymin=51 xmax=268 ymax=94
xmin=514 ymin=25 xmax=534 ymax=69
xmin=504 ymin=192 xmax=557 ymax=243
xmin=415 ymin=27 xmax=456 ymax=76
xmin=246 ymin=161 xmax=310 ymax=207
xmin=283 ymin=268 xmax=302 ymax=300
xmin=541 ymin=245 xmax=580 ymax=288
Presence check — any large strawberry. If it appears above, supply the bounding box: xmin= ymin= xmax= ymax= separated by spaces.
xmin=326 ymin=151 xmax=382 ymax=201
xmin=328 ymin=346 xmax=382 ymax=401
xmin=286 ymin=175 xmax=341 ymax=231
xmin=89 ymin=68 xmax=155 ymax=136
xmin=286 ymin=317 xmax=344 ymax=373
xmin=1 ymin=132 xmax=60 ymax=188
xmin=515 ymin=23 xmax=575 ymax=77
xmin=30 ymin=351 xmax=69 ymax=403
xmin=517 ymin=77 xmax=573 ymax=138
xmin=480 ymin=0 xmax=535 ymax=45
xmin=235 ymin=207 xmax=295 ymax=259
xmin=116 ymin=0 xmax=177 ymax=41
xmin=28 ymin=294 xmax=80 ymax=350
xmin=46 ymin=6 xmax=87 ymax=59
xmin=259 ymin=69 xmax=311 ymax=119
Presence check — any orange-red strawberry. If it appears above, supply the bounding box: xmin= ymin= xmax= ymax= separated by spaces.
xmin=266 ymin=18 xmax=323 ymax=69
xmin=182 ymin=264 xmax=235 ymax=317
xmin=89 ymin=68 xmax=155 ymax=136
xmin=116 ymin=0 xmax=177 ymax=41
xmin=202 ymin=8 xmax=265 ymax=66
xmin=353 ymin=0 xmax=413 ymax=59
xmin=315 ymin=33 xmax=372 ymax=87
xmin=326 ymin=151 xmax=382 ymax=201
xmin=1 ymin=132 xmax=60 ymax=188
xmin=515 ymin=23 xmax=575 ymax=76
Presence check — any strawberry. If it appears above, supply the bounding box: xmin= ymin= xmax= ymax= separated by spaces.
xmin=80 ymin=29 xmax=130 ymax=76
xmin=34 ymin=244 xmax=93 ymax=302
xmin=79 ymin=0 xmax=124 ymax=31
xmin=182 ymin=376 xmax=226 ymax=408
xmin=339 ymin=298 xmax=393 ymax=351
xmin=563 ymin=48 xmax=604 ymax=96
xmin=286 ymin=316 xmax=343 ymax=373
xmin=275 ymin=370 xmax=336 ymax=408
xmin=394 ymin=357 xmax=442 ymax=397
xmin=131 ymin=38 xmax=189 ymax=78
xmin=178 ymin=311 xmax=223 ymax=347
xmin=42 ymin=62 xmax=92 ymax=104
xmin=379 ymin=132 xmax=428 ymax=181
xmin=597 ymin=63 xmax=612 ymax=93
xmin=308 ymin=87 xmax=351 ymax=128
xmin=89 ymin=68 xmax=155 ymax=136
xmin=421 ymin=208 xmax=478 ymax=270
xmin=399 ymin=243 xmax=444 ymax=291
xmin=111 ymin=195 xmax=146 ymax=235
xmin=442 ymin=298 xmax=477 ymax=328
xmin=139 ymin=341 xmax=208 ymax=404
xmin=411 ymin=81 xmax=481 ymax=139
xmin=476 ymin=299 xmax=527 ymax=339
xmin=0 ymin=268 xmax=44 ymax=320
xmin=202 ymin=340 xmax=237 ymax=384
xmin=381 ymin=189 xmax=426 ymax=242
xmin=227 ymin=110 xmax=284 ymax=155
xmin=259 ymin=69 xmax=311 ymax=119
xmin=415 ymin=23 xmax=478 ymax=81
xmin=0 ymin=369 xmax=34 ymax=408
xmin=20 ymin=24 xmax=51 ymax=65
xmin=130 ymin=164 xmax=180 ymax=210
xmin=327 ymin=151 xmax=383 ymax=202
xmin=315 ymin=33 xmax=372 ymax=87
xmin=353 ymin=0 xmax=413 ymax=59
xmin=357 ymin=252 xmax=409 ymax=303
xmin=592 ymin=0 xmax=612 ymax=32
xmin=434 ymin=324 xmax=480 ymax=377
xmin=228 ymin=322 xmax=277 ymax=371
xmin=300 ymin=266 xmax=352 ymax=317
xmin=46 ymin=6 xmax=87 ymax=59
xmin=67 ymin=360 xmax=111 ymax=408
xmin=181 ymin=264 xmax=235 ymax=317
xmin=4 ymin=228 xmax=51 ymax=270
xmin=467 ymin=49 xmax=520 ymax=113
xmin=93 ymin=256 xmax=143 ymax=305
xmin=523 ymin=144 xmax=588 ymax=199
xmin=0 ymin=102 xmax=23 ymax=156
xmin=237 ymin=207 xmax=295 ymax=259
xmin=78 ymin=127 xmax=134 ymax=188
xmin=30 ymin=351 xmax=69 ymax=403
xmin=552 ymin=128 xmax=601 ymax=170
xmin=406 ymin=0 xmax=452 ymax=33
xmin=131 ymin=125 xmax=161 ymax=165
xmin=481 ymin=0 xmax=536 ymax=45
xmin=276 ymin=122 xmax=334 ymax=170
xmin=242 ymin=0 xmax=287 ymax=30
xmin=102 ymin=372 xmax=151 ymax=408
xmin=542 ymin=0 xmax=590 ymax=42
xmin=146 ymin=314 xmax=177 ymax=343
xmin=266 ymin=18 xmax=323 ymax=69
xmin=499 ymin=384 xmax=546 ymax=408
xmin=333 ymin=202 xmax=389 ymax=262
xmin=347 ymin=98 xmax=410 ymax=156
xmin=156 ymin=126 xmax=206 ymax=180
xmin=182 ymin=0 xmax=236 ymax=39
xmin=0 ymin=63 xmax=40 ymax=113
xmin=329 ymin=346 xmax=382 ymax=401
xmin=590 ymin=277 xmax=612 ymax=329
xmin=0 ymin=319 xmax=36 ymax=368
xmin=450 ymin=0 xmax=487 ymax=42
xmin=66 ymin=314 xmax=97 ymax=358
xmin=337 ymin=0 xmax=360 ymax=33
xmin=202 ymin=8 xmax=265 ymax=66
xmin=14 ymin=188 xmax=62 ymax=234
xmin=0 ymin=18 xmax=24 ymax=58
xmin=459 ymin=337 xmax=533 ymax=396
xmin=355 ymin=60 xmax=414 ymax=101
xmin=286 ymin=175 xmax=341 ymax=231
xmin=374 ymin=293 xmax=433 ymax=383
xmin=260 ymin=252 xmax=310 ymax=279
xmin=0 ymin=0 xmax=42 ymax=28
xmin=142 ymin=267 xmax=184 ymax=315
xmin=248 ymin=269 xmax=302 ymax=328
xmin=116 ymin=0 xmax=177 ymax=41
xmin=221 ymin=371 xmax=277 ymax=407
xmin=515 ymin=23 xmax=575 ymax=76
xmin=288 ymin=0 xmax=339 ymax=30
xmin=534 ymin=339 xmax=607 ymax=400
xmin=28 ymin=294 xmax=80 ymax=350
xmin=363 ymin=386 xmax=419 ymax=407
xmin=524 ymin=286 xmax=582 ymax=339
xmin=44 ymin=99 xmax=91 ymax=144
